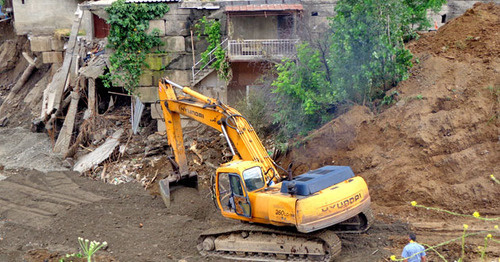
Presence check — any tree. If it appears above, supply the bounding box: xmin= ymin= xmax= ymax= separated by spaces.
xmin=272 ymin=43 xmax=340 ymax=141
xmin=271 ymin=0 xmax=444 ymax=141
xmin=328 ymin=0 xmax=414 ymax=104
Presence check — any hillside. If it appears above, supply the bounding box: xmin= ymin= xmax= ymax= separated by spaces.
xmin=287 ymin=2 xmax=499 ymax=218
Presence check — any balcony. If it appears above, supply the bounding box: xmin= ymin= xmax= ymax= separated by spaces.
xmin=228 ymin=39 xmax=299 ymax=61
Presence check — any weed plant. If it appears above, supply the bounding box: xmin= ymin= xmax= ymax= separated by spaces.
xmin=390 ymin=175 xmax=499 ymax=261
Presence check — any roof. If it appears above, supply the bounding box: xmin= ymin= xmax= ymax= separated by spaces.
xmin=225 ymin=4 xmax=303 ymax=12
xmin=125 ymin=0 xmax=178 ymax=2
xmin=81 ymin=0 xmax=178 ymax=10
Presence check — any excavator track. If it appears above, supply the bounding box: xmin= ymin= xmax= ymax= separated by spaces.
xmin=197 ymin=208 xmax=374 ymax=261
xmin=331 ymin=207 xmax=374 ymax=234
xmin=198 ymin=224 xmax=341 ymax=262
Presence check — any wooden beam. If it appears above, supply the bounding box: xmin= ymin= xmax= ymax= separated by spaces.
xmin=41 ymin=8 xmax=83 ymax=120
xmin=88 ymin=78 xmax=96 ymax=116
xmin=0 ymin=59 xmax=37 ymax=117
xmin=53 ymin=79 xmax=81 ymax=155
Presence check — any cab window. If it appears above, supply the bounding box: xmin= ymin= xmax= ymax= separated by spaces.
xmin=218 ymin=173 xmax=232 ymax=212
xmin=242 ymin=166 xmax=265 ymax=192
xmin=229 ymin=175 xmax=244 ymax=196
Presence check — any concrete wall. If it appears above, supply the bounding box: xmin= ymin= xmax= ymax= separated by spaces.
xmin=300 ymin=0 xmax=337 ymax=35
xmin=230 ymin=16 xmax=278 ymax=39
xmin=12 ymin=0 xmax=80 ymax=35
xmin=196 ymin=71 xmax=227 ymax=104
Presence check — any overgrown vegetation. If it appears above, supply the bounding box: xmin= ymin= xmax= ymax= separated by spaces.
xmin=270 ymin=0 xmax=445 ymax=141
xmin=103 ymin=0 xmax=169 ymax=94
xmin=195 ymin=16 xmax=230 ymax=80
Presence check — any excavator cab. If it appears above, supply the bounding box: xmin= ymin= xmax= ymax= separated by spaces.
xmin=215 ymin=161 xmax=268 ymax=218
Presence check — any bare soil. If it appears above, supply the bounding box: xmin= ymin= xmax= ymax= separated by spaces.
xmin=0 ymin=3 xmax=499 ymax=262
xmin=284 ymin=2 xmax=500 ymax=260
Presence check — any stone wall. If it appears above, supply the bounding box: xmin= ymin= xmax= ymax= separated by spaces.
xmin=29 ymin=35 xmax=65 ymax=64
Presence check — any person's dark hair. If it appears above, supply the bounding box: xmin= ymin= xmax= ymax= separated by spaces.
xmin=409 ymin=232 xmax=417 ymax=241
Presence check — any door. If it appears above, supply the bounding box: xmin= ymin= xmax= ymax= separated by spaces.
xmin=229 ymin=174 xmax=252 ymax=218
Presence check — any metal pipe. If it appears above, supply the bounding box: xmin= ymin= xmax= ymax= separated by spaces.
xmin=164 ymin=78 xmax=185 ymax=90
xmin=164 ymin=78 xmax=216 ymax=105
xmin=220 ymin=124 xmax=236 ymax=156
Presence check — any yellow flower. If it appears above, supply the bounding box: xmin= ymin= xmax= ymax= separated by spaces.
xmin=487 ymin=234 xmax=492 ymax=238
xmin=411 ymin=201 xmax=417 ymax=207
xmin=495 ymin=225 xmax=499 ymax=230
xmin=463 ymin=224 xmax=469 ymax=229
xmin=473 ymin=211 xmax=480 ymax=218
xmin=138 ymin=50 xmax=141 ymax=53
xmin=390 ymin=255 xmax=397 ymax=261
xmin=134 ymin=28 xmax=137 ymax=31
xmin=477 ymin=246 xmax=482 ymax=250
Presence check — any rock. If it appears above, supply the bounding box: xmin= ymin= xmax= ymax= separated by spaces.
xmin=0 ymin=40 xmax=18 ymax=72
xmin=31 ymin=119 xmax=45 ymax=133
xmin=0 ymin=116 xmax=8 ymax=127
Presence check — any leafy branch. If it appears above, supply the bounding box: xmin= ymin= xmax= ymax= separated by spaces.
xmin=194 ymin=16 xmax=230 ymax=80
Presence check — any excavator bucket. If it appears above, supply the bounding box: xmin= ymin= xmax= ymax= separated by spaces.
xmin=159 ymin=172 xmax=198 ymax=208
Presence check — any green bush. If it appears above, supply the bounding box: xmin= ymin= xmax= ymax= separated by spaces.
xmin=272 ymin=43 xmax=339 ymax=141
xmin=102 ymin=0 xmax=169 ymax=94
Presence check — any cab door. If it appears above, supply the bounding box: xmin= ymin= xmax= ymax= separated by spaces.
xmin=229 ymin=174 xmax=252 ymax=218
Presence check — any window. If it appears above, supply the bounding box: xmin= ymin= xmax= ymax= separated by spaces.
xmin=242 ymin=167 xmax=265 ymax=192
xmin=230 ymin=175 xmax=244 ymax=196
xmin=218 ymin=173 xmax=232 ymax=211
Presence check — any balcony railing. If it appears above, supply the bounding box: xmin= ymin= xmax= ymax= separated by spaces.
xmin=191 ymin=38 xmax=228 ymax=82
xmin=228 ymin=39 xmax=299 ymax=61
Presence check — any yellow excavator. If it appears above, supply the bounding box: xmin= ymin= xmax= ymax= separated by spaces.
xmin=157 ymin=78 xmax=373 ymax=261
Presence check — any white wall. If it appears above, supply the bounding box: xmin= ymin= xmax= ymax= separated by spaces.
xmin=12 ymin=0 xmax=80 ymax=35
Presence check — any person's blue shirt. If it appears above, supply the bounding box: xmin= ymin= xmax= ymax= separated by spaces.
xmin=402 ymin=241 xmax=426 ymax=262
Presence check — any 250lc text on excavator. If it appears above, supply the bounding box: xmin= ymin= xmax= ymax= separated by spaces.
xmin=157 ymin=78 xmax=373 ymax=261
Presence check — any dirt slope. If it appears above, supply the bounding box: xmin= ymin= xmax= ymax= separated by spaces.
xmin=287 ymin=2 xmax=499 ymax=217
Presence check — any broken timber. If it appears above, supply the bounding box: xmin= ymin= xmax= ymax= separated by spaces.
xmin=73 ymin=128 xmax=124 ymax=173
xmin=79 ymin=56 xmax=106 ymax=118
xmin=53 ymin=79 xmax=81 ymax=154
xmin=41 ymin=8 xmax=83 ymax=120
xmin=0 ymin=53 xmax=38 ymax=117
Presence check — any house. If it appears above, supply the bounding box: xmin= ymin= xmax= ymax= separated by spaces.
xmin=7 ymin=0 xmax=497 ymax=132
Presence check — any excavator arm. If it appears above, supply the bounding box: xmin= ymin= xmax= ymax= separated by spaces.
xmin=157 ymin=78 xmax=279 ymax=206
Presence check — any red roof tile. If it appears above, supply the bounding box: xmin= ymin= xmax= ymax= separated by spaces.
xmin=226 ymin=4 xmax=303 ymax=12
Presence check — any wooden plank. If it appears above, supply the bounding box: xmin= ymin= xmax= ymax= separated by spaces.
xmin=40 ymin=8 xmax=84 ymax=119
xmin=88 ymin=78 xmax=96 ymax=116
xmin=0 ymin=60 xmax=37 ymax=117
xmin=73 ymin=129 xmax=124 ymax=173
xmin=53 ymin=90 xmax=80 ymax=154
